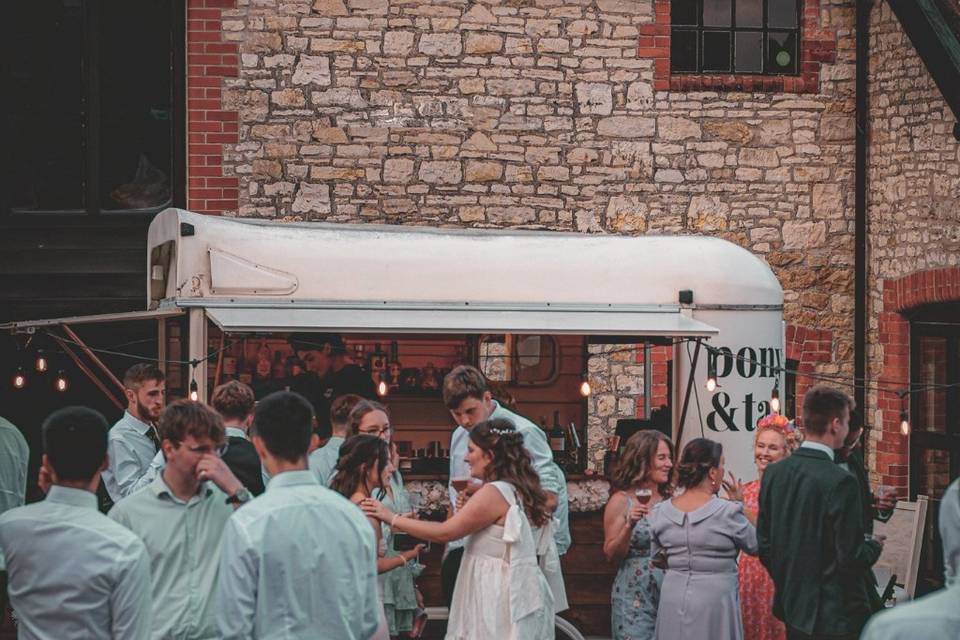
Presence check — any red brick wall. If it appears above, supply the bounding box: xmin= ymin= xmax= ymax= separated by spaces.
xmin=785 ymin=324 xmax=834 ymax=417
xmin=877 ymin=267 xmax=960 ymax=493
xmin=186 ymin=0 xmax=239 ymax=214
xmin=635 ymin=345 xmax=672 ymax=418
xmin=639 ymin=0 xmax=837 ymax=93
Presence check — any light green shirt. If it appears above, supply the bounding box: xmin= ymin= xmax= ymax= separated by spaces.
xmin=0 ymin=486 xmax=152 ymax=640
xmin=109 ymin=474 xmax=233 ymax=640
xmin=0 ymin=416 xmax=29 ymax=515
xmin=307 ymin=435 xmax=345 ymax=486
xmin=215 ymin=470 xmax=380 ymax=640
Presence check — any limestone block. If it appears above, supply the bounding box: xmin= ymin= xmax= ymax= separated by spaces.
xmin=310 ymin=39 xmax=365 ymax=53
xmin=459 ymin=78 xmax=485 ymax=94
xmin=567 ymin=148 xmax=599 ymax=164
xmin=312 ymin=0 xmax=348 ymax=15
xmin=465 ymin=33 xmax=503 ymax=54
xmin=419 ymin=161 xmax=462 ymax=184
xmin=626 ymin=82 xmax=654 ymax=110
xmin=463 ymin=131 xmax=497 ymax=152
xmin=505 ymin=165 xmax=533 ymax=183
xmin=704 ymin=121 xmax=753 ymax=145
xmin=755 ymin=119 xmax=791 ymax=145
xmin=812 ymin=183 xmax=845 ymax=218
xmin=658 ymin=116 xmax=701 ymax=141
xmin=539 ymin=38 xmax=570 ymax=54
xmin=567 ymin=20 xmax=600 ymax=36
xmin=687 ymin=195 xmax=730 ymax=231
xmin=462 ymin=4 xmax=497 ymax=24
xmin=252 ymin=160 xmax=283 ymax=179
xmin=598 ymin=0 xmax=640 ymax=13
xmin=654 ymin=169 xmax=684 ymax=183
xmin=238 ymin=90 xmax=269 ymax=122
xmin=605 ymin=196 xmax=648 ymax=232
xmin=248 ymin=33 xmax=283 ymax=53
xmin=782 ymin=221 xmax=827 ymax=249
xmin=310 ymin=167 xmax=366 ymax=180
xmin=597 ymin=116 xmax=655 ymax=138
xmin=292 ymin=183 xmax=331 ymax=214
xmin=505 ymin=37 xmax=533 ymax=55
xmin=419 ymin=33 xmax=463 ymax=57
xmin=486 ymin=79 xmax=537 ymax=96
xmin=347 ymin=0 xmax=388 ymax=15
xmin=575 ymin=82 xmax=613 ymax=116
xmin=312 ymin=88 xmax=368 ymax=108
xmin=383 ymin=31 xmax=416 ymax=56
xmin=459 ymin=206 xmax=487 ymax=222
xmin=383 ymin=158 xmax=415 ymax=184
xmin=739 ymin=148 xmax=780 ymax=168
xmin=538 ymin=166 xmax=570 ymax=181
xmin=465 ymin=160 xmax=503 ymax=182
xmin=487 ymin=206 xmax=536 ymax=224
xmin=819 ymin=115 xmax=855 ymax=141
xmin=271 ymin=89 xmax=306 ymax=108
xmin=312 ymin=127 xmax=349 ymax=143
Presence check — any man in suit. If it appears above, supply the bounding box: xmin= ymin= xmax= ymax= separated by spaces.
xmin=758 ymin=385 xmax=884 ymax=640
xmin=835 ymin=409 xmax=897 ymax=612
xmin=211 ymin=381 xmax=265 ymax=495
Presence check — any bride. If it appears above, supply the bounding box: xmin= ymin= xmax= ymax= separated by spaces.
xmin=362 ymin=418 xmax=555 ymax=639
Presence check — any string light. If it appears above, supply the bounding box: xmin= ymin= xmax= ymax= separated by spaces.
xmin=770 ymin=379 xmax=781 ymax=413
xmin=35 ymin=350 xmax=48 ymax=373
xmin=189 ymin=379 xmax=199 ymax=402
xmin=898 ymin=390 xmax=910 ymax=435
xmin=377 ymin=380 xmax=388 ymax=397
xmin=55 ymin=370 xmax=68 ymax=393
xmin=13 ymin=367 xmax=26 ymax=390
xmin=705 ymin=356 xmax=719 ymax=393
xmin=579 ymin=379 xmax=592 ymax=397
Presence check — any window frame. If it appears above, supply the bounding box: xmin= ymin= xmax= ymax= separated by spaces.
xmin=670 ymin=0 xmax=803 ymax=76
xmin=0 ymin=0 xmax=185 ymax=220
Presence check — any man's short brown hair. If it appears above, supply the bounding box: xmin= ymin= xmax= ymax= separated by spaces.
xmin=211 ymin=380 xmax=255 ymax=422
xmin=801 ymin=385 xmax=853 ymax=437
xmin=122 ymin=363 xmax=165 ymax=390
xmin=442 ymin=365 xmax=488 ymax=409
xmin=330 ymin=394 xmax=364 ymax=431
xmin=158 ymin=399 xmax=225 ymax=445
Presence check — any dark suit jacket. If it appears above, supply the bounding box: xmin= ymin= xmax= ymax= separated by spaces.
xmin=842 ymin=447 xmax=892 ymax=612
xmin=221 ymin=435 xmax=265 ymax=496
xmin=758 ymin=446 xmax=882 ymax=636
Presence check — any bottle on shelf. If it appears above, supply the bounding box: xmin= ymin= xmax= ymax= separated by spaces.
xmin=550 ymin=411 xmax=566 ymax=464
xmin=388 ymin=341 xmax=401 ymax=390
xmin=353 ymin=343 xmax=366 ymax=371
xmin=369 ymin=343 xmax=387 ymax=384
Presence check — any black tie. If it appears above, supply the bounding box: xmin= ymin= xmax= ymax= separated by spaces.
xmin=146 ymin=425 xmax=161 ymax=453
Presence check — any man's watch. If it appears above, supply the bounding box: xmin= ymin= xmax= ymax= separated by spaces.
xmin=226 ymin=487 xmax=252 ymax=505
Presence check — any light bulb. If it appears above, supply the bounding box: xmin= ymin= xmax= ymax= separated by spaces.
xmin=377 ymin=380 xmax=388 ymax=397
xmin=35 ymin=353 xmax=48 ymax=372
xmin=13 ymin=368 xmax=26 ymax=389
xmin=899 ymin=411 xmax=910 ymax=436
xmin=705 ymin=377 xmax=717 ymax=393
xmin=579 ymin=380 xmax=591 ymax=397
xmin=705 ymin=355 xmax=719 ymax=392
xmin=55 ymin=370 xmax=68 ymax=392
xmin=770 ymin=380 xmax=781 ymax=413
xmin=189 ymin=379 xmax=199 ymax=402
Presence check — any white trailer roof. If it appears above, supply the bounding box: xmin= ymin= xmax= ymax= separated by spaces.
xmin=149 ymin=208 xmax=782 ymax=335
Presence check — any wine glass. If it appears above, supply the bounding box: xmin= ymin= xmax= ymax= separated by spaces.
xmin=635 ymin=488 xmax=653 ymax=505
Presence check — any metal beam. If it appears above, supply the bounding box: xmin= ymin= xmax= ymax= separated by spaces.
xmin=49 ymin=335 xmax=124 ymax=411
xmin=60 ymin=324 xmax=126 ymax=398
xmin=675 ymin=339 xmax=703 ymax=447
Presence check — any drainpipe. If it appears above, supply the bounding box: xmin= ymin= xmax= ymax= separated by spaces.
xmin=855 ymin=0 xmax=872 ymax=431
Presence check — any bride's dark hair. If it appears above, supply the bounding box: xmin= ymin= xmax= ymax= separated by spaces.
xmin=469 ymin=418 xmax=550 ymax=528
xmin=330 ymin=434 xmax=390 ymax=499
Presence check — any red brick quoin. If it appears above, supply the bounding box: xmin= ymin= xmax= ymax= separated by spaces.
xmin=785 ymin=324 xmax=834 ymax=417
xmin=639 ymin=0 xmax=837 ymax=93
xmin=877 ymin=267 xmax=960 ymax=492
xmin=187 ymin=0 xmax=239 ymax=215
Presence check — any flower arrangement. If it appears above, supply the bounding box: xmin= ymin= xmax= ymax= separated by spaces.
xmin=404 ymin=480 xmax=450 ymax=520
xmin=567 ymin=478 xmax=611 ymax=513
xmin=756 ymin=412 xmax=803 ymax=452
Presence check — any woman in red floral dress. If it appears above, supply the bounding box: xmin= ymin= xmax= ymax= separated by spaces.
xmin=726 ymin=414 xmax=800 ymax=640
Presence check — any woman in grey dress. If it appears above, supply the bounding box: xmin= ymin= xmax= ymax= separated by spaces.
xmin=648 ymin=438 xmax=757 ymax=640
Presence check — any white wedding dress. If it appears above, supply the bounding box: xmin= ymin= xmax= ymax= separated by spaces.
xmin=445 ymin=481 xmax=555 ymax=640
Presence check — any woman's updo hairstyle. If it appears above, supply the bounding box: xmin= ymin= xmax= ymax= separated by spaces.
xmin=675 ymin=437 xmax=723 ymax=490
xmin=469 ymin=418 xmax=550 ymax=528
xmin=329 ymin=434 xmax=390 ymax=498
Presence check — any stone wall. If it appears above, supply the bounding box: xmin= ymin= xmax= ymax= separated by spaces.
xmin=866 ymin=3 xmax=960 ymax=486
xmin=204 ymin=0 xmax=862 ymax=442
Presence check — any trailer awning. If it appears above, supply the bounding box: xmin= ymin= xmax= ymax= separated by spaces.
xmin=199 ymin=302 xmax=719 ymax=337
xmin=0 ymin=308 xmax=184 ymax=331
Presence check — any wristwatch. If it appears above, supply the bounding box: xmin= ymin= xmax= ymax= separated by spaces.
xmin=226 ymin=487 xmax=252 ymax=505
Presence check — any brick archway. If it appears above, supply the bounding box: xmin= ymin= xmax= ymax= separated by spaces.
xmin=877 ymin=267 xmax=960 ymax=491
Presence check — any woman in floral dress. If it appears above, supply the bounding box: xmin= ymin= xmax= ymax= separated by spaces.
xmin=603 ymin=430 xmax=675 ymax=640
xmin=726 ymin=414 xmax=800 ymax=640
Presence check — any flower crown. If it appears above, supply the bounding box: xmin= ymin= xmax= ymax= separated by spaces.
xmin=755 ymin=412 xmax=802 ymax=451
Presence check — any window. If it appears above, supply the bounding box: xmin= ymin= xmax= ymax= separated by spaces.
xmin=1 ymin=0 xmax=184 ymax=216
xmin=671 ymin=0 xmax=800 ymax=75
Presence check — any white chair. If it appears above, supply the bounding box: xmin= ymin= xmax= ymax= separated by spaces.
xmin=873 ymin=495 xmax=929 ymax=603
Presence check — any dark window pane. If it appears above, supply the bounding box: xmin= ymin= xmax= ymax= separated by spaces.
xmin=702 ymin=31 xmax=732 ymax=71
xmin=767 ymin=31 xmax=797 ymax=74
xmin=7 ymin=0 xmax=85 ymax=211
xmin=917 ymin=336 xmax=948 ymax=434
xmin=736 ymin=0 xmax=763 ymax=27
xmin=672 ymin=0 xmax=698 ymax=26
xmin=671 ymin=29 xmax=699 ymax=72
xmin=703 ymin=0 xmax=732 ymax=27
xmin=768 ymin=0 xmax=798 ymax=29
xmin=735 ymin=31 xmax=763 ymax=73
xmin=100 ymin=0 xmax=173 ymax=210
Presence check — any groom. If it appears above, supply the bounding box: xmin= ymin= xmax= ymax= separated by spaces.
xmin=758 ymin=385 xmax=883 ymax=640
